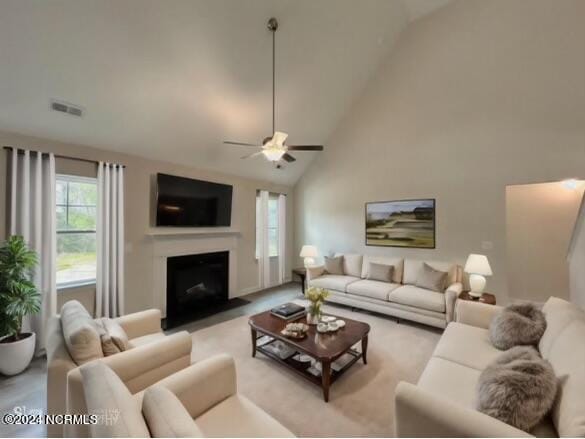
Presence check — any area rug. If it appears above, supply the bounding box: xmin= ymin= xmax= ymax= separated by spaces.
xmin=189 ymin=303 xmax=441 ymax=437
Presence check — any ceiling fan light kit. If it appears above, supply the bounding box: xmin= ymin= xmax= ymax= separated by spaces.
xmin=224 ymin=18 xmax=324 ymax=168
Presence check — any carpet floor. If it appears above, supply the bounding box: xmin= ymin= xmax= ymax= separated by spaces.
xmin=189 ymin=301 xmax=442 ymax=437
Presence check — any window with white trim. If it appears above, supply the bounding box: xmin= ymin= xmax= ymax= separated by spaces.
xmin=256 ymin=192 xmax=279 ymax=258
xmin=56 ymin=175 xmax=97 ymax=288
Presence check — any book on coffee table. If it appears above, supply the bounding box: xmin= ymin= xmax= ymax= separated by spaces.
xmin=270 ymin=302 xmax=306 ymax=320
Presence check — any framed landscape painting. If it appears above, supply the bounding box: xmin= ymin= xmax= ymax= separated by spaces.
xmin=365 ymin=199 xmax=435 ymax=248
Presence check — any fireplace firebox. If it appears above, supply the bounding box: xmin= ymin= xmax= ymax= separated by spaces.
xmin=165 ymin=251 xmax=230 ymax=328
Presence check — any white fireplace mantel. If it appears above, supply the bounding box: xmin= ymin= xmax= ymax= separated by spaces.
xmin=146 ymin=227 xmax=241 ymax=237
xmin=149 ymin=231 xmax=240 ymax=318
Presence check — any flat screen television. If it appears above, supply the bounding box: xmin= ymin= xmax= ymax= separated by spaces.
xmin=156 ymin=173 xmax=233 ymax=227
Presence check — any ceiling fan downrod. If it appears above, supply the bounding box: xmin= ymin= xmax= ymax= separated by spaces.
xmin=268 ymin=17 xmax=278 ymax=137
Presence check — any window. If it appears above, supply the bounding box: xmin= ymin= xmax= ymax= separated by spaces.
xmin=267 ymin=195 xmax=279 ymax=257
xmin=56 ymin=175 xmax=97 ymax=287
xmin=256 ymin=192 xmax=279 ymax=258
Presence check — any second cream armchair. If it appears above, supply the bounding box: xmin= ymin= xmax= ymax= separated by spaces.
xmin=80 ymin=354 xmax=295 ymax=437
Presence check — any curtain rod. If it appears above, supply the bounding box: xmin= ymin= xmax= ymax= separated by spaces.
xmin=2 ymin=146 xmax=126 ymax=168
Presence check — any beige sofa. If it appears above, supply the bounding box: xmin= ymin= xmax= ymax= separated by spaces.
xmin=81 ymin=354 xmax=294 ymax=437
xmin=395 ymin=297 xmax=585 ymax=437
xmin=307 ymin=254 xmax=463 ymax=328
xmin=46 ymin=303 xmax=192 ymax=437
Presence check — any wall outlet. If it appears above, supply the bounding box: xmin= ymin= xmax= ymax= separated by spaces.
xmin=481 ymin=241 xmax=493 ymax=250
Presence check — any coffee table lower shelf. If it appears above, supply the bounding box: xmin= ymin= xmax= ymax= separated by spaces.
xmin=252 ymin=333 xmax=366 ymax=402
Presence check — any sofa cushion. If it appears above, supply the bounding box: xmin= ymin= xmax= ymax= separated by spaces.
xmin=547 ymin=319 xmax=585 ymax=437
xmin=195 ymin=394 xmax=294 ymax=437
xmin=366 ymin=262 xmax=394 ymax=282
xmin=324 ymin=256 xmax=344 ymax=275
xmin=60 ymin=300 xmax=104 ymax=365
xmin=346 ymin=280 xmax=400 ymax=301
xmin=143 ymin=385 xmax=202 ymax=438
xmin=310 ymin=274 xmax=360 ymax=292
xmin=539 ymin=296 xmax=585 ymax=359
xmin=130 ymin=332 xmax=167 ymax=348
xmin=335 ymin=253 xmax=363 ymax=278
xmin=389 ymin=285 xmax=446 ymax=313
xmin=433 ymin=322 xmax=502 ymax=370
xmin=80 ymin=361 xmax=151 ymax=438
xmin=417 ymin=357 xmax=481 ymax=409
xmin=361 ymin=256 xmax=404 ymax=283
xmin=403 ymin=259 xmax=459 ymax=288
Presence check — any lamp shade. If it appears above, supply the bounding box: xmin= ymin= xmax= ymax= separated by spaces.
xmin=300 ymin=245 xmax=318 ymax=258
xmin=464 ymin=254 xmax=492 ymax=276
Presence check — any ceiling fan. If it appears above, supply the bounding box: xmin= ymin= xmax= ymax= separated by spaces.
xmin=224 ymin=18 xmax=324 ymax=169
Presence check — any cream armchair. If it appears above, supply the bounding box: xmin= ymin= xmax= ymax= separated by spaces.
xmin=80 ymin=354 xmax=295 ymax=438
xmin=46 ymin=305 xmax=192 ymax=438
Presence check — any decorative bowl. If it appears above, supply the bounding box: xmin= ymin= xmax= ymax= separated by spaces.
xmin=281 ymin=322 xmax=309 ymax=339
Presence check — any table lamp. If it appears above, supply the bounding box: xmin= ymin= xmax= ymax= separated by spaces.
xmin=464 ymin=254 xmax=492 ymax=298
xmin=300 ymin=245 xmax=318 ymax=267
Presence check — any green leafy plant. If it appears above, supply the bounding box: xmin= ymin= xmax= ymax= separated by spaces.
xmin=0 ymin=235 xmax=41 ymax=341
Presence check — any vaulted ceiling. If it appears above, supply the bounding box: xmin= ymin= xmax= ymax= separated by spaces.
xmin=0 ymin=0 xmax=450 ymax=184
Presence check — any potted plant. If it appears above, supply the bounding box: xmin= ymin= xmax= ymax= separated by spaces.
xmin=305 ymin=286 xmax=330 ymax=324
xmin=0 ymin=235 xmax=41 ymax=376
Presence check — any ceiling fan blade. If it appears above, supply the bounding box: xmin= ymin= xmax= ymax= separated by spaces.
xmin=224 ymin=140 xmax=261 ymax=147
xmin=282 ymin=153 xmax=296 ymax=162
xmin=287 ymin=145 xmax=324 ymax=151
xmin=240 ymin=151 xmax=264 ymax=159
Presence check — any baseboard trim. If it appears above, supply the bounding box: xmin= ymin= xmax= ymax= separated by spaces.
xmin=239 ymin=285 xmax=262 ymax=296
xmin=238 ymin=278 xmax=294 ymax=297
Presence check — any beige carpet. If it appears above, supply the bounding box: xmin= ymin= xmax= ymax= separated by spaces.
xmin=189 ymin=303 xmax=441 ymax=437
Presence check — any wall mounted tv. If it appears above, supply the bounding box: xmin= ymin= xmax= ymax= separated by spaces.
xmin=156 ymin=173 xmax=233 ymax=227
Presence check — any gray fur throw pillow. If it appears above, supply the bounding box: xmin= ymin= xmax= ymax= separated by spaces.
xmin=476 ymin=346 xmax=557 ymax=431
xmin=489 ymin=303 xmax=546 ymax=350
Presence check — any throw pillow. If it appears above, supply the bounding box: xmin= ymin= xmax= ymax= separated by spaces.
xmin=415 ymin=263 xmax=447 ymax=292
xmin=490 ymin=303 xmax=547 ymax=350
xmin=143 ymin=385 xmax=203 ymax=438
xmin=60 ymin=300 xmax=104 ymax=365
xmin=476 ymin=346 xmax=557 ymax=431
xmin=102 ymin=318 xmax=130 ymax=352
xmin=95 ymin=319 xmax=121 ymax=357
xmin=324 ymin=256 xmax=344 ymax=275
xmin=367 ymin=263 xmax=394 ymax=282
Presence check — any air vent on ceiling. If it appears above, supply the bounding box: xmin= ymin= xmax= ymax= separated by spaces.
xmin=50 ymin=100 xmax=84 ymax=117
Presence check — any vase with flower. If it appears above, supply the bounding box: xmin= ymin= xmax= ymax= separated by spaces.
xmin=304 ymin=286 xmax=330 ymax=325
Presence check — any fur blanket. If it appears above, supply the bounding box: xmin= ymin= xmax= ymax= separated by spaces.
xmin=490 ymin=303 xmax=546 ymax=350
xmin=476 ymin=346 xmax=557 ymax=431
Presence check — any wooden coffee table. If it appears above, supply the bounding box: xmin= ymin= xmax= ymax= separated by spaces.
xmin=249 ymin=310 xmax=370 ymax=402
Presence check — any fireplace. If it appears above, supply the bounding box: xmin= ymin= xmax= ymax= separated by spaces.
xmin=166 ymin=251 xmax=229 ymax=328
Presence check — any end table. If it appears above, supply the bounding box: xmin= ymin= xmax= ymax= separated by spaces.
xmin=292 ymin=267 xmax=307 ymax=297
xmin=458 ymin=291 xmax=496 ymax=305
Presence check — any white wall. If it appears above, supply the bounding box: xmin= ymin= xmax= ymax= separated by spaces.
xmin=294 ymin=0 xmax=585 ymax=304
xmin=506 ymin=182 xmax=584 ymax=303
xmin=569 ymin=194 xmax=585 ymax=309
